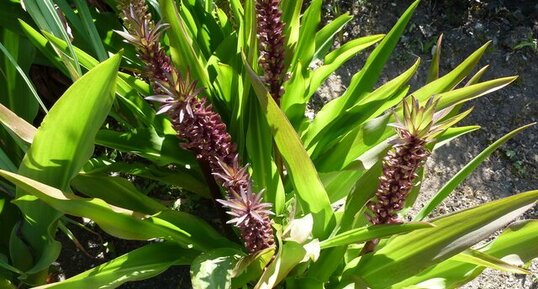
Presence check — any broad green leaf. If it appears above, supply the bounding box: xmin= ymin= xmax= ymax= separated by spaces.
xmin=95 ymin=128 xmax=195 ymax=166
xmin=0 ymin=103 xmax=37 ymax=144
xmin=14 ymin=54 xmax=121 ymax=280
xmin=159 ymin=0 xmax=210 ymax=89
xmin=1 ymin=170 xmax=236 ymax=252
xmin=393 ymin=220 xmax=538 ymax=288
xmin=71 ymin=175 xmax=166 ymax=214
xmin=281 ymin=0 xmax=303 ymax=57
xmin=191 ymin=248 xmax=244 ymax=289
xmin=436 ymin=76 xmax=517 ymax=109
xmin=313 ymin=102 xmax=394 ymax=172
xmin=339 ymin=161 xmax=383 ymax=232
xmin=33 ymin=242 xmax=198 ymax=289
xmin=254 ymin=241 xmax=307 ymax=289
xmin=320 ymin=169 xmax=363 ymax=203
xmin=81 ymin=160 xmax=209 ymax=198
xmin=312 ymin=13 xmax=352 ymax=63
xmin=20 ymin=22 xmax=155 ymax=127
xmin=231 ymin=248 xmax=274 ymax=288
xmin=18 ymin=53 xmax=119 ymax=189
xmin=246 ymin=99 xmax=285 ymax=215
xmin=244 ymin=57 xmax=335 ymax=239
xmin=320 ymin=222 xmax=434 ymax=249
xmin=289 ymin=0 xmax=322 ymax=70
xmin=307 ymin=34 xmax=384 ymax=98
xmin=346 ymin=190 xmax=538 ymax=288
xmin=415 ymin=123 xmax=535 ymax=220
xmin=304 ymin=0 xmax=420 ymax=148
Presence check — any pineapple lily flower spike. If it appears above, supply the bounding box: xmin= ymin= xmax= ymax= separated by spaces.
xmin=256 ymin=0 xmax=286 ymax=104
xmin=117 ymin=0 xmax=275 ymax=254
xmin=364 ymin=96 xmax=472 ymax=252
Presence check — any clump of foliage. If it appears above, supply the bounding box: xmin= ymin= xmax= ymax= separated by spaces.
xmin=0 ymin=0 xmax=536 ymax=289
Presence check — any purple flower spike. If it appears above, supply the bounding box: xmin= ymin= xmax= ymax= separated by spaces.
xmin=118 ymin=0 xmax=275 ymax=254
xmin=256 ymin=0 xmax=286 ymax=104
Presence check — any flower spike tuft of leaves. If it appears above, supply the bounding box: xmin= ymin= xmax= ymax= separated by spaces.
xmin=367 ymin=96 xmax=470 ymax=226
xmin=256 ymin=0 xmax=286 ymax=104
xmin=118 ymin=0 xmax=274 ymax=254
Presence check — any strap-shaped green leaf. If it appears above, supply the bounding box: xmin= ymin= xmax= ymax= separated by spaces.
xmin=320 ymin=222 xmax=434 ymax=249
xmin=159 ymin=0 xmax=210 ymax=89
xmin=13 ymin=54 xmax=121 ymax=279
xmin=450 ymin=249 xmax=530 ymax=275
xmin=244 ymin=56 xmax=335 ymax=239
xmin=310 ymin=59 xmax=419 ymax=161
xmin=71 ymin=175 xmax=166 ymax=214
xmin=288 ymin=0 xmax=322 ymax=70
xmin=0 ymin=29 xmax=42 ymax=119
xmin=32 ymin=242 xmax=198 ymax=289
xmin=392 ymin=220 xmax=538 ymax=288
xmin=2 ymin=170 xmax=236 ymax=252
xmin=245 ymin=99 xmax=286 ymax=215
xmin=303 ymin=0 xmax=419 ymax=148
xmin=415 ymin=123 xmax=535 ymax=220
xmin=280 ymin=0 xmax=303 ymax=56
xmin=95 ymin=128 xmax=195 ymax=166
xmin=81 ymin=160 xmax=209 ymax=198
xmin=0 ymin=103 xmax=37 ymax=144
xmin=346 ymin=190 xmax=538 ymax=287
xmin=436 ymin=76 xmax=517 ymax=109
xmin=307 ymin=34 xmax=384 ymax=99
xmin=19 ymin=21 xmax=156 ymax=128
xmin=23 ymin=0 xmax=82 ymax=77
xmin=425 ymin=34 xmax=443 ymax=83
xmin=412 ymin=41 xmax=490 ymax=101
xmin=313 ymin=13 xmax=353 ymax=63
